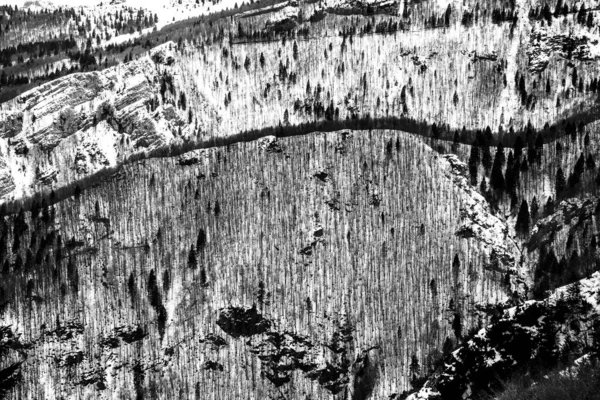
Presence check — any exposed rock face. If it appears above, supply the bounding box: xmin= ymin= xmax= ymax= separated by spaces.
xmin=528 ymin=28 xmax=600 ymax=73
xmin=0 ymin=41 xmax=219 ymax=203
xmin=442 ymin=155 xmax=518 ymax=269
xmin=177 ymin=149 xmax=207 ymax=166
xmin=528 ymin=197 xmax=597 ymax=252
xmin=409 ymin=271 xmax=600 ymax=400
xmin=216 ymin=305 xmax=272 ymax=337
xmin=35 ymin=166 xmax=58 ymax=185
xmin=0 ymin=158 xmax=15 ymax=197
xmin=217 ymin=305 xmax=359 ymax=394
xmin=322 ymin=0 xmax=399 ymax=14
xmin=73 ymin=136 xmax=111 ymax=175
xmin=0 ymin=112 xmax=23 ymax=139
xmin=264 ymin=4 xmax=300 ymax=32
xmin=258 ymin=135 xmax=284 ymax=153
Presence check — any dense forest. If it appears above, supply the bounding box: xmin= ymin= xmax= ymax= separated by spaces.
xmin=0 ymin=0 xmax=600 ymax=398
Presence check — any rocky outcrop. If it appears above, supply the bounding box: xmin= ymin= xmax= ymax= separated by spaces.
xmin=527 ymin=28 xmax=600 ymax=73
xmin=73 ymin=136 xmax=111 ymax=175
xmin=35 ymin=166 xmax=58 ymax=185
xmin=322 ymin=0 xmax=399 ymax=15
xmin=216 ymin=305 xmax=272 ymax=337
xmin=216 ymin=305 xmax=370 ymax=395
xmin=0 ymin=41 xmax=219 ymax=203
xmin=0 ymin=158 xmax=15 ymax=197
xmin=408 ymin=271 xmax=600 ymax=399
xmin=264 ymin=4 xmax=300 ymax=32
xmin=528 ymin=197 xmax=597 ymax=252
xmin=441 ymin=155 xmax=518 ymax=268
xmin=0 ymin=112 xmax=23 ymax=139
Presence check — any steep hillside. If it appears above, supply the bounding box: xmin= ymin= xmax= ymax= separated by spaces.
xmin=0 ymin=129 xmax=513 ymax=399
xmin=408 ymin=268 xmax=600 ymax=399
xmin=0 ymin=43 xmax=219 ymax=203
xmin=1 ymin=0 xmax=600 ymax=398
xmin=0 ymin=20 xmax=596 ymax=207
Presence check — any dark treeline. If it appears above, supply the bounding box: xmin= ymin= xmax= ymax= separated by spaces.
xmin=0 ymin=111 xmax=596 ymax=216
xmin=0 ymin=37 xmax=78 ymax=67
xmin=528 ymin=0 xmax=598 ymax=27
xmin=0 ymin=3 xmax=157 ymax=76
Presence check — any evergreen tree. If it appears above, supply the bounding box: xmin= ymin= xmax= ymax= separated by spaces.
xmin=409 ymin=354 xmax=420 ymax=383
xmin=569 ymin=153 xmax=586 ymax=188
xmin=554 ymin=0 xmax=563 ymax=16
xmin=452 ymin=254 xmax=460 ymax=286
xmin=163 ymin=270 xmax=170 ymax=292
xmin=200 ymin=267 xmax=208 ymax=287
xmin=468 ymin=145 xmax=480 ymax=185
xmin=537 ymin=318 xmax=558 ymax=367
xmin=514 ymin=135 xmax=524 ymax=161
xmin=544 ymin=196 xmax=555 ymax=216
xmin=574 ymin=152 xmax=585 ymax=176
xmin=442 ymin=336 xmax=454 ymax=357
xmin=452 ymin=312 xmax=462 ymax=340
xmin=515 ymin=199 xmax=530 ymax=234
xmin=188 ymin=245 xmax=197 ymax=269
xmin=587 ymin=154 xmax=596 ymax=170
xmin=197 ymin=229 xmax=206 ymax=249
xmin=429 ymin=279 xmax=437 ymax=297
xmin=556 ymin=168 xmax=566 ymax=196
xmin=505 ymin=151 xmax=516 ymax=195
xmin=490 ymin=147 xmax=505 ymax=192
xmin=530 ymin=196 xmax=539 ymax=221
xmin=128 ymin=272 xmax=136 ymax=305
xmin=527 ymin=142 xmax=538 ymax=166
xmin=452 ymin=130 xmax=460 ymax=152
xmin=148 ymin=269 xmax=160 ymax=308
xmin=481 ymin=145 xmax=492 ymax=172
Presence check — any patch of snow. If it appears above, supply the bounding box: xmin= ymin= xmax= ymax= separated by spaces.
xmin=406 ymin=386 xmax=442 ymax=400
xmin=441 ymin=154 xmax=518 ymax=268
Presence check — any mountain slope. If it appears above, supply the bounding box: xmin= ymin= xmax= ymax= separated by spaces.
xmin=0 ymin=129 xmax=513 ymax=399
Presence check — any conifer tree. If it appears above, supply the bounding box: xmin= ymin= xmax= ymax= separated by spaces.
xmin=515 ymin=199 xmax=530 ymax=234
xmin=481 ymin=145 xmax=492 ymax=172
xmin=514 ymin=136 xmax=524 ymax=161
xmin=468 ymin=145 xmax=480 ymax=185
xmin=530 ymin=196 xmax=539 ymax=221
xmin=452 ymin=312 xmax=462 ymax=340
xmin=409 ymin=354 xmax=420 ymax=384
xmin=490 ymin=146 xmax=505 ymax=192
xmin=556 ymin=168 xmax=566 ymax=196
xmin=452 ymin=254 xmax=460 ymax=285
xmin=442 ymin=337 xmax=454 ymax=357
xmin=587 ymin=154 xmax=595 ymax=170
xmin=188 ymin=245 xmax=197 ymax=269
xmin=505 ymin=151 xmax=516 ymax=195
xmin=545 ymin=196 xmax=555 ymax=216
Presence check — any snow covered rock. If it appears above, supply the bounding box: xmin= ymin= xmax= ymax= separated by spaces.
xmin=441 ymin=154 xmax=518 ymax=268
xmin=264 ymin=4 xmax=300 ymax=32
xmin=323 ymin=0 xmax=399 ymax=14
xmin=258 ymin=135 xmax=284 ymax=153
xmin=408 ymin=271 xmax=600 ymax=399
xmin=0 ymin=41 xmax=219 ymax=203
xmin=527 ymin=27 xmax=600 ymax=73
